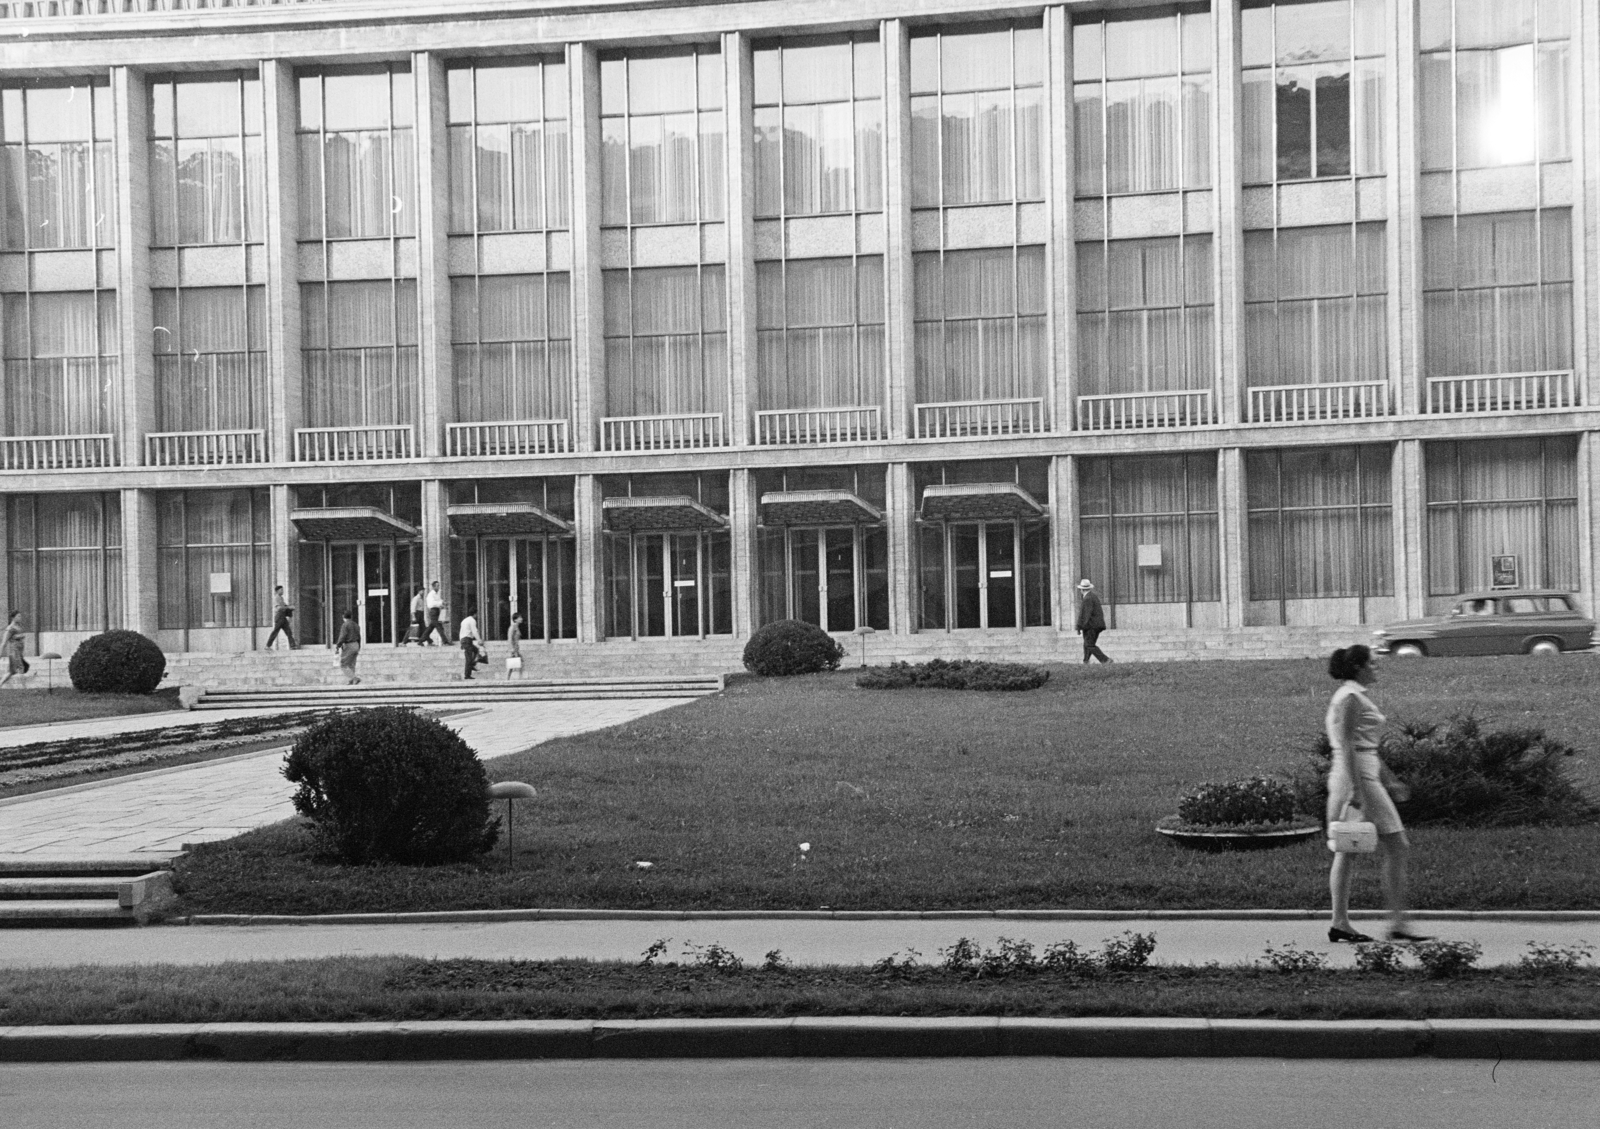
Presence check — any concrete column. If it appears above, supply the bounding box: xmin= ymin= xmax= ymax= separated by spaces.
xmin=1578 ymin=431 xmax=1596 ymax=615
xmin=1049 ymin=454 xmax=1078 ymax=632
xmin=728 ymin=467 xmax=758 ymax=636
xmin=573 ymin=473 xmax=604 ymax=641
xmin=413 ymin=52 xmax=451 ymax=459
xmin=270 ymin=483 xmax=296 ymax=620
xmin=121 ymin=489 xmax=159 ymax=636
xmin=724 ymin=33 xmax=756 ymax=447
xmin=1212 ymin=0 xmax=1244 ymax=426
xmin=1046 ymin=6 xmax=1074 ymax=431
xmin=1391 ymin=0 xmax=1422 ymax=415
xmin=1394 ymin=438 xmax=1426 ymax=619
xmin=1570 ymin=0 xmax=1595 ymax=407
xmin=882 ymin=19 xmax=915 ymax=441
xmin=421 ymin=478 xmax=449 ymax=610
xmin=113 ymin=68 xmax=153 ymax=466
xmin=0 ymin=501 xmax=10 ymax=619
xmin=886 ymin=460 xmax=916 ymax=634
xmin=1217 ymin=447 xmax=1247 ymax=628
xmin=569 ymin=44 xmax=605 ymax=454
xmin=262 ymin=59 xmax=303 ymax=464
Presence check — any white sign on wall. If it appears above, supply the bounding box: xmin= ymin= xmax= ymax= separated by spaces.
xmin=1136 ymin=544 xmax=1163 ymax=569
xmin=208 ymin=572 xmax=232 ymax=595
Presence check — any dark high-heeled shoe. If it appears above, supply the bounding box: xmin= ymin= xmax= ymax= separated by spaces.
xmin=1387 ymin=928 xmax=1434 ymax=943
xmin=1328 ymin=926 xmax=1374 ymax=944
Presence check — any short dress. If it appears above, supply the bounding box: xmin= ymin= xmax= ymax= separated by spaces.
xmin=2 ymin=625 xmax=24 ymax=674
xmin=1325 ymin=680 xmax=1404 ymax=835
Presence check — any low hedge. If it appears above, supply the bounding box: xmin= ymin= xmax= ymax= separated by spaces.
xmin=857 ymin=659 xmax=1049 ymax=692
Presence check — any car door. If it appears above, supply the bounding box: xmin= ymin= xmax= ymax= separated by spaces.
xmin=1434 ymin=600 xmax=1491 ymax=656
xmin=1496 ymin=596 xmax=1544 ymax=653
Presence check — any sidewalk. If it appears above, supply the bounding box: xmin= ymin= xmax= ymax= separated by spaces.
xmin=0 ymin=698 xmax=696 ymax=861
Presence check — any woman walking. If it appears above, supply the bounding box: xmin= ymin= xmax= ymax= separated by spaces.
xmin=506 ymin=612 xmax=524 ymax=679
xmin=1324 ymin=645 xmax=1428 ymax=944
xmin=0 ymin=610 xmax=26 ymax=688
xmin=335 ymin=609 xmax=361 ymax=685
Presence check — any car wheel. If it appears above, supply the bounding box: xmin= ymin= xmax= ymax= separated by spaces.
xmin=1392 ymin=643 xmax=1425 ymax=658
xmin=1528 ymin=639 xmax=1562 ymax=657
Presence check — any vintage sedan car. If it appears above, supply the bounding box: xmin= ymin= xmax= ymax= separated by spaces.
xmin=1373 ymin=590 xmax=1594 ymax=657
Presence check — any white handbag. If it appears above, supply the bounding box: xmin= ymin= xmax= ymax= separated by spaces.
xmin=1327 ymin=803 xmax=1378 ymax=853
xmin=506 ymin=656 xmax=523 ymax=672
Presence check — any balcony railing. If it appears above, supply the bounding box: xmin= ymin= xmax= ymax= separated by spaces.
xmin=0 ymin=0 xmax=337 ymax=17
xmin=447 ymin=419 xmax=569 ymax=457
xmin=756 ymin=406 xmax=882 ymax=445
xmin=1077 ymin=389 xmax=1216 ymax=431
xmin=1248 ymin=381 xmax=1391 ymax=423
xmin=146 ymin=429 xmax=266 ymax=466
xmin=916 ymin=398 xmax=1045 ymax=439
xmin=600 ymin=412 xmax=726 ymax=451
xmin=295 ymin=424 xmax=413 ymax=462
xmin=0 ymin=434 xmax=115 ymax=470
xmin=1426 ymin=371 xmax=1577 ymax=414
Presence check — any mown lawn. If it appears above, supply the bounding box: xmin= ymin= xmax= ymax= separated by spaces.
xmin=3 ymin=957 xmax=1599 ymax=1026
xmin=0 ymin=687 xmax=179 ymax=729
xmin=172 ymin=655 xmax=1600 ymax=915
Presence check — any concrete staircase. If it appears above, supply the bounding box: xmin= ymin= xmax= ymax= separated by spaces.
xmin=195 ymin=675 xmax=725 ymax=710
xmin=0 ymin=860 xmax=173 ymax=928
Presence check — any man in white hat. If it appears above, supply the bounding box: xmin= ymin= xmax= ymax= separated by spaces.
xmin=1074 ymin=578 xmax=1112 ymax=664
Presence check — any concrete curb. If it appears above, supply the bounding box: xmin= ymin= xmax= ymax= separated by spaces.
xmin=179 ymin=908 xmax=1600 ymax=926
xmin=2 ymin=1019 xmax=1598 ymax=1062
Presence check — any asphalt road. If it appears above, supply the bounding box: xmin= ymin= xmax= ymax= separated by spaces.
xmin=3 ymin=1059 xmax=1598 ymax=1129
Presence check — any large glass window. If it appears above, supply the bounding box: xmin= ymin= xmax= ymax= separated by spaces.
xmin=1422 ymin=209 xmax=1571 ymax=376
xmin=913 ymin=247 xmax=1046 ymax=406
xmin=300 ymin=280 xmax=419 ymax=428
xmin=448 ymin=479 xmax=576 ymax=644
xmin=157 ymin=489 xmax=270 ymax=630
xmin=5 ymin=493 xmax=122 ymax=633
xmin=756 ymin=466 xmax=889 ymax=633
xmin=602 ymin=473 xmax=731 ymax=639
xmin=755 ymin=256 xmax=883 ymax=411
xmin=1426 ymin=436 xmax=1577 ymax=595
xmin=1242 ymin=0 xmax=1385 ymax=184
xmin=1420 ymin=0 xmax=1570 ymax=170
xmin=603 ymin=266 xmax=727 ymax=418
xmin=447 ymin=59 xmax=570 ymax=234
xmin=754 ymin=35 xmax=882 ymax=217
xmin=150 ymin=75 xmax=264 ymax=246
xmin=1074 ymin=7 xmax=1212 ymax=196
xmin=911 ymin=24 xmax=1044 ymax=207
xmin=601 ymin=47 xmax=724 ymax=225
xmin=1076 ymin=235 xmax=1213 ymax=395
xmin=451 ymin=273 xmax=572 ymax=423
xmin=1244 ymin=223 xmax=1386 ymax=386
xmin=0 ymin=79 xmax=115 ymax=250
xmin=298 ymin=67 xmax=416 ymax=239
xmin=1247 ymin=446 xmax=1392 ymax=604
xmin=151 ymin=287 xmax=265 ymax=432
xmin=1079 ymin=454 xmax=1219 ymax=605
xmin=2 ymin=291 xmax=119 ymax=436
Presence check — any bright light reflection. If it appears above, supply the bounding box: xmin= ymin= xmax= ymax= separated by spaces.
xmin=1480 ymin=45 xmax=1537 ymax=165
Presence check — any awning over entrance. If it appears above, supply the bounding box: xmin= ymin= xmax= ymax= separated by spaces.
xmin=603 ymin=495 xmax=727 ymax=532
xmin=759 ymin=489 xmax=883 ymax=526
xmin=289 ymin=507 xmax=420 ymax=541
xmin=446 ymin=503 xmax=573 ymax=538
xmin=919 ymin=483 xmax=1046 ymax=522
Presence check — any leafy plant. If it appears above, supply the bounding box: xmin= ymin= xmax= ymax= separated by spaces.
xmin=1177 ymin=777 xmax=1297 ymax=827
xmin=761 ymin=949 xmax=791 ymax=972
xmin=683 ymin=941 xmax=743 ymax=971
xmin=1519 ymin=941 xmax=1594 ymax=974
xmin=1040 ymin=940 xmax=1098 ymax=973
xmin=1258 ymin=942 xmax=1329 ymax=973
xmin=1353 ymin=941 xmax=1406 ymax=973
xmin=67 ymin=630 xmax=166 ymax=695
xmin=741 ymin=619 xmax=845 ymax=677
xmin=1099 ymin=931 xmax=1158 ymax=971
xmin=639 ymin=939 xmax=671 ymax=968
xmin=282 ymin=708 xmax=498 ymax=865
xmin=857 ymin=659 xmax=1049 ymax=692
xmin=1412 ymin=939 xmax=1482 ymax=978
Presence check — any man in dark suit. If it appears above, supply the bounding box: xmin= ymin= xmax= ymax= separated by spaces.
xmin=1074 ymin=578 xmax=1112 ymax=664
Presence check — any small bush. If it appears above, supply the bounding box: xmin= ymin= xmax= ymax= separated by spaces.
xmin=1294 ymin=716 xmax=1598 ymax=828
xmin=1099 ymin=931 xmax=1158 ymax=971
xmin=741 ymin=619 xmax=845 ymax=677
xmin=1177 ymin=776 xmax=1297 ymax=827
xmin=1354 ymin=942 xmax=1406 ymax=973
xmin=1040 ymin=940 xmax=1098 ymax=974
xmin=67 ymin=630 xmax=166 ymax=695
xmin=1412 ymin=939 xmax=1482 ymax=978
xmin=1519 ymin=941 xmax=1594 ymax=975
xmin=856 ymin=659 xmax=1049 ymax=692
xmin=282 ymin=708 xmax=498 ymax=865
xmin=1259 ymin=942 xmax=1329 ymax=973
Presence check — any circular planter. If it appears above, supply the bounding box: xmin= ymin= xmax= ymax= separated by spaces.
xmin=1155 ymin=821 xmax=1322 ymax=851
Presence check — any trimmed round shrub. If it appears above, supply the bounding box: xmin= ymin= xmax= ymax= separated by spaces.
xmin=68 ymin=630 xmax=167 ymax=694
xmin=282 ymin=707 xmax=499 ymax=865
xmin=742 ymin=618 xmax=845 ymax=677
xmin=1177 ymin=776 xmax=1297 ymax=828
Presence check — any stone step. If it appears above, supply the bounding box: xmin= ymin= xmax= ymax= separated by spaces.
xmin=0 ymin=876 xmax=127 ymax=900
xmin=0 ymin=868 xmax=171 ymax=928
xmin=0 ymin=900 xmax=134 ymax=926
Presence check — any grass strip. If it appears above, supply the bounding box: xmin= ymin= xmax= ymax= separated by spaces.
xmin=0 ymin=689 xmax=180 ymax=731
xmin=2 ymin=958 xmax=1599 ymax=1026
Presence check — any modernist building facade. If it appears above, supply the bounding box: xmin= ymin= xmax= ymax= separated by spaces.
xmin=0 ymin=0 xmax=1596 ymax=660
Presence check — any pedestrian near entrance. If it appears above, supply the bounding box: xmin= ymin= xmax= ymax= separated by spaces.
xmin=458 ymin=607 xmax=486 ymax=680
xmin=1324 ymin=645 xmax=1429 ymax=945
xmin=424 ymin=580 xmax=449 ymax=645
xmin=1 ymin=610 xmax=27 ymax=688
xmin=408 ymin=586 xmax=426 ymax=644
xmin=264 ymin=585 xmax=297 ymax=650
xmin=335 ymin=609 xmax=361 ymax=685
xmin=1074 ymin=579 xmax=1112 ymax=664
xmin=506 ymin=612 xmax=524 ymax=679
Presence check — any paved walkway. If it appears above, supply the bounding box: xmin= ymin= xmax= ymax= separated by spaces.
xmin=0 ymin=708 xmax=288 ymax=749
xmin=0 ymin=699 xmax=696 ymax=861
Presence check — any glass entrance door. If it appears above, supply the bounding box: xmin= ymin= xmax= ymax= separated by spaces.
xmin=320 ymin=541 xmax=411 ymax=643
xmin=604 ymin=530 xmax=732 ymax=639
xmin=918 ymin=520 xmax=1051 ymax=631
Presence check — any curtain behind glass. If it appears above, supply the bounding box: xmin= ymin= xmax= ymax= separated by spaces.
xmin=450 ymin=273 xmax=572 ymax=421
xmin=604 ymin=266 xmax=727 ymax=417
xmin=302 ymin=280 xmax=418 ymax=427
xmin=1244 ymin=223 xmax=1386 ymax=385
xmin=1079 ymin=454 xmax=1219 ymax=604
xmin=755 ymin=256 xmax=884 ymax=410
xmin=151 ymin=287 xmax=265 ymax=431
xmin=2 ymin=291 xmax=117 ymax=436
xmin=18 ymin=493 xmax=122 ymax=631
xmin=1077 ymin=235 xmax=1214 ymax=395
xmin=913 ymin=247 xmax=1046 ymax=405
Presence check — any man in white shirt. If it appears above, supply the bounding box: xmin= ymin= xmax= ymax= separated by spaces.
xmin=424 ymin=580 xmax=449 ymax=645
xmin=457 ymin=606 xmax=485 ymax=680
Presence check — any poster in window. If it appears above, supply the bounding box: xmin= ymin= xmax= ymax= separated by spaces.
xmin=1490 ymin=555 xmax=1518 ymax=589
